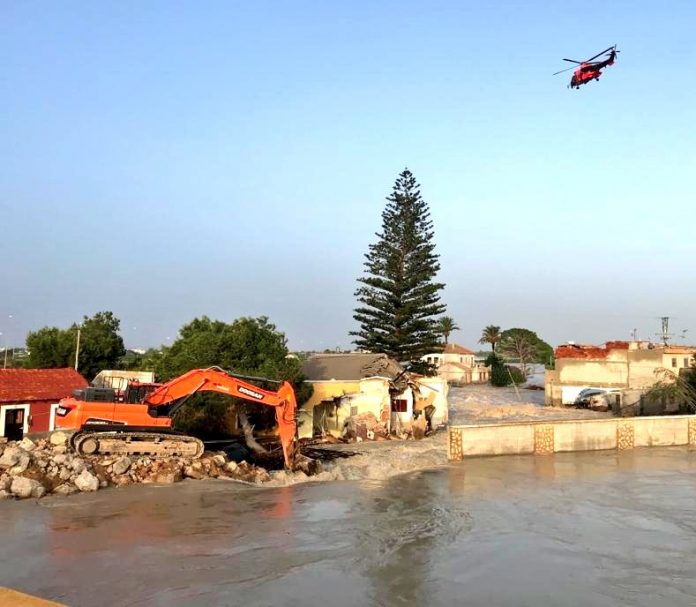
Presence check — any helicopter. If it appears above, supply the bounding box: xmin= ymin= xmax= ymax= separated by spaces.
xmin=554 ymin=46 xmax=620 ymax=89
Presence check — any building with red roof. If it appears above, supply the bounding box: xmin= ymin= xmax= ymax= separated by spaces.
xmin=545 ymin=341 xmax=696 ymax=405
xmin=0 ymin=368 xmax=88 ymax=440
xmin=421 ymin=343 xmax=489 ymax=384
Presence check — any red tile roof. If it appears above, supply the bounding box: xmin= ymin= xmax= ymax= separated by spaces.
xmin=441 ymin=343 xmax=475 ymax=355
xmin=555 ymin=341 xmax=630 ymax=360
xmin=0 ymin=368 xmax=88 ymax=403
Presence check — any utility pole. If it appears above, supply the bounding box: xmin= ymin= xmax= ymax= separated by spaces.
xmin=631 ymin=328 xmax=638 ymax=341
xmin=74 ymin=325 xmax=81 ymax=371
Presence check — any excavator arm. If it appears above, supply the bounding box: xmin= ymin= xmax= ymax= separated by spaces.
xmin=145 ymin=367 xmax=298 ymax=469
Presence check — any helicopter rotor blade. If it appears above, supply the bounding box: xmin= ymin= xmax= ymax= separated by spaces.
xmin=586 ymin=46 xmax=616 ymax=62
xmin=553 ymin=65 xmax=577 ymax=76
xmin=563 ymin=59 xmax=583 ymax=64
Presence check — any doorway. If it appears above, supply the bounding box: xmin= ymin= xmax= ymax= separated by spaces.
xmin=1 ymin=405 xmax=30 ymax=441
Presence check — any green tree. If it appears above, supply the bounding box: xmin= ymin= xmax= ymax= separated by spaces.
xmin=498 ymin=328 xmax=553 ymax=366
xmin=479 ymin=325 xmax=501 ymax=352
xmin=24 ymin=311 xmax=125 ymax=379
xmin=76 ymin=311 xmax=126 ymax=379
xmin=352 ymin=169 xmax=446 ymax=361
xmin=485 ymin=353 xmax=511 ymax=387
xmin=155 ymin=316 xmax=312 ymax=438
xmin=25 ymin=327 xmax=75 ymax=369
xmin=437 ymin=316 xmax=460 ymax=345
xmin=498 ymin=334 xmax=536 ymax=377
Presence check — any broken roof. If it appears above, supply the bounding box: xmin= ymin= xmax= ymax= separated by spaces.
xmin=302 ymin=353 xmax=403 ymax=382
xmin=0 ymin=368 xmax=88 ymax=403
xmin=556 ymin=341 xmax=630 ymax=360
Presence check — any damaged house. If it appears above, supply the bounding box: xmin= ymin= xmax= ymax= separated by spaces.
xmin=299 ymin=353 xmax=448 ymax=440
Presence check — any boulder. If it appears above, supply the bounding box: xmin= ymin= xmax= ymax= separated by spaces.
xmin=74 ymin=469 xmax=99 ymax=492
xmin=0 ymin=447 xmax=22 ymax=469
xmin=224 ymin=461 xmax=238 ymax=473
xmin=18 ymin=437 xmax=36 ymax=451
xmin=49 ymin=431 xmax=68 ymax=446
xmin=9 ymin=453 xmax=31 ymax=475
xmin=70 ymin=458 xmax=86 ymax=474
xmin=52 ymin=453 xmax=68 ymax=466
xmin=183 ymin=464 xmax=205 ymax=480
xmin=154 ymin=470 xmax=182 ymax=484
xmin=112 ymin=457 xmax=132 ymax=476
xmin=10 ymin=477 xmax=43 ymax=499
xmin=53 ymin=483 xmax=78 ymax=496
xmin=0 ymin=475 xmax=10 ymax=491
xmin=0 ymin=489 xmax=10 ymax=500
xmin=212 ymin=454 xmax=227 ymax=467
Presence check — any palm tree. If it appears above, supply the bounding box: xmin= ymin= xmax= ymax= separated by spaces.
xmin=479 ymin=325 xmax=501 ymax=352
xmin=437 ymin=316 xmax=460 ymax=345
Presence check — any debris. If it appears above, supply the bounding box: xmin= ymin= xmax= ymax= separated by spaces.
xmin=112 ymin=457 xmax=132 ymax=476
xmin=0 ymin=430 xmax=324 ymax=502
xmin=10 ymin=477 xmax=44 ymax=499
xmin=412 ymin=415 xmax=427 ymax=440
xmin=50 ymin=431 xmax=69 ymax=446
xmin=18 ymin=437 xmax=36 ymax=452
xmin=74 ymin=469 xmax=99 ymax=492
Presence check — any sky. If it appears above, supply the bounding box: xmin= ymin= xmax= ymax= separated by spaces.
xmin=2 ymin=1 xmax=695 ymax=352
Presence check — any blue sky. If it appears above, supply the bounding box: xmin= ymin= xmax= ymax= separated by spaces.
xmin=2 ymin=1 xmax=695 ymax=351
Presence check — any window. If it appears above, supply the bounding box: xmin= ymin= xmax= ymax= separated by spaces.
xmin=460 ymin=356 xmax=463 ymax=363
xmin=672 ymin=358 xmax=678 ymax=368
xmin=391 ymin=399 xmax=408 ymax=413
xmin=684 ymin=358 xmax=690 ymax=368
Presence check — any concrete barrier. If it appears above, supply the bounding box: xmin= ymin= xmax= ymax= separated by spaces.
xmin=448 ymin=415 xmax=696 ymax=460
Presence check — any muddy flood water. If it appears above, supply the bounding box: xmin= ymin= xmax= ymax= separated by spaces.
xmin=4 ymin=447 xmax=696 ymax=606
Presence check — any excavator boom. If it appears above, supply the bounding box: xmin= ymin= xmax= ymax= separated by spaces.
xmin=144 ymin=367 xmax=298 ymax=468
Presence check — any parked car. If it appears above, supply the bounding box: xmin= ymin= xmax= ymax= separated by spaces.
xmin=574 ymin=388 xmax=618 ymax=409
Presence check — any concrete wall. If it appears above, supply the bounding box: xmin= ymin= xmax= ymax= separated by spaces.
xmin=549 ymin=347 xmax=696 ymax=401
xmin=448 ymin=415 xmax=696 ymax=460
xmin=556 ymin=359 xmax=628 ymax=388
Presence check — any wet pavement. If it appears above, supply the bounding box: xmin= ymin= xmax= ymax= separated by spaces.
xmin=3 ymin=447 xmax=696 ymax=606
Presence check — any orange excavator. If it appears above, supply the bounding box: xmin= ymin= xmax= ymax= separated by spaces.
xmin=54 ymin=367 xmax=298 ymax=469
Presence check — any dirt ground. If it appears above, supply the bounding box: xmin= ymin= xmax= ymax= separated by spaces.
xmin=449 ymin=384 xmax=611 ymax=425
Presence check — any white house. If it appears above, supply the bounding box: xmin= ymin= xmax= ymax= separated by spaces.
xmin=421 ymin=343 xmax=490 ymax=385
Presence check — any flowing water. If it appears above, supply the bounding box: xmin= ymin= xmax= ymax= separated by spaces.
xmin=3 ymin=447 xmax=696 ymax=606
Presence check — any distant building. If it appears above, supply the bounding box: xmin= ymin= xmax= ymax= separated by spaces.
xmin=421 ymin=343 xmax=490 ymax=385
xmin=0 ymin=368 xmax=88 ymax=440
xmin=545 ymin=341 xmax=696 ymax=405
xmin=300 ymin=353 xmax=448 ymax=439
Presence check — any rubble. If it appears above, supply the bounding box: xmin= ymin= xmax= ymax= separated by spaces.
xmin=0 ymin=433 xmax=292 ymax=502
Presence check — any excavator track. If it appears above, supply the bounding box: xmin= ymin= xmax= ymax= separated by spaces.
xmin=71 ymin=430 xmax=205 ymax=459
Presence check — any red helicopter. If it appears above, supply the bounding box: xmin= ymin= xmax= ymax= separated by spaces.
xmin=554 ymin=46 xmax=619 ymax=89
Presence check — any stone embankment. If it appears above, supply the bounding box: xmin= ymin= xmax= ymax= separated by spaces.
xmin=0 ymin=433 xmax=273 ymax=501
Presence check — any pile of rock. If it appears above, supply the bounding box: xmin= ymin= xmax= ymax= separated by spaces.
xmin=0 ymin=432 xmax=274 ymax=501
xmin=341 ymin=412 xmax=389 ymax=442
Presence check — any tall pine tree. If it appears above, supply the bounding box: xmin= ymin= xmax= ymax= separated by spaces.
xmin=351 ymin=169 xmax=446 ymax=361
